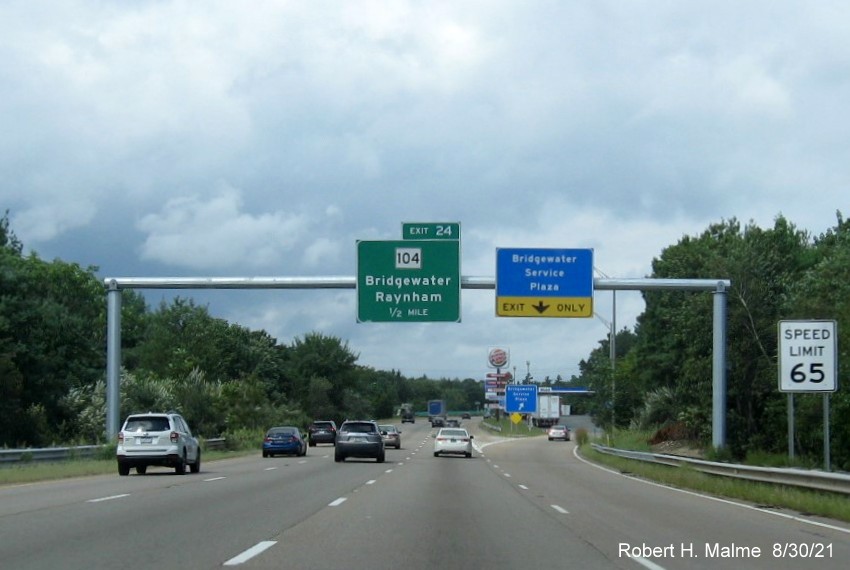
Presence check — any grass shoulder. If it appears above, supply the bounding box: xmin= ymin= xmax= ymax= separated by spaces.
xmin=480 ymin=417 xmax=549 ymax=437
xmin=0 ymin=447 xmax=258 ymax=487
xmin=577 ymin=433 xmax=850 ymax=524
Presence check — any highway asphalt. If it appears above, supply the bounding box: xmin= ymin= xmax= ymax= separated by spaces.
xmin=0 ymin=418 xmax=847 ymax=569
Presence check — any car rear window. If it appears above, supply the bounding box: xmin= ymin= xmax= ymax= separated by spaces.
xmin=124 ymin=417 xmax=170 ymax=432
xmin=268 ymin=427 xmax=298 ymax=436
xmin=440 ymin=429 xmax=468 ymax=437
xmin=312 ymin=422 xmax=334 ymax=429
xmin=342 ymin=423 xmax=377 ymax=433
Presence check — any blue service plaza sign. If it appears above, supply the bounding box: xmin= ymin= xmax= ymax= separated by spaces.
xmin=505 ymin=384 xmax=538 ymax=413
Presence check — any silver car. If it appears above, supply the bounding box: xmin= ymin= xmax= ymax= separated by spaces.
xmin=547 ymin=425 xmax=571 ymax=441
xmin=379 ymin=424 xmax=401 ymax=449
xmin=433 ymin=427 xmax=473 ymax=458
xmin=335 ymin=420 xmax=385 ymax=462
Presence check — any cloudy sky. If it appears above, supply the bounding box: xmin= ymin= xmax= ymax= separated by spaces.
xmin=2 ymin=1 xmax=848 ymax=381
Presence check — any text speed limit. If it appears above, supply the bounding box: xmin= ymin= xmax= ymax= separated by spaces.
xmin=778 ymin=320 xmax=838 ymax=393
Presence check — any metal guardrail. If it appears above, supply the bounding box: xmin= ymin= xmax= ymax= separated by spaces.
xmin=0 ymin=445 xmax=105 ymax=465
xmin=591 ymin=443 xmax=850 ymax=495
xmin=0 ymin=438 xmax=228 ymax=466
xmin=481 ymin=421 xmax=503 ymax=433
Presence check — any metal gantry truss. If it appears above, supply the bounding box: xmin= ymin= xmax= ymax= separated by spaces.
xmin=104 ymin=276 xmax=730 ymax=447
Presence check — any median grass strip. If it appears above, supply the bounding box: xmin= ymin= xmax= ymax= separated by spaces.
xmin=0 ymin=449 xmax=256 ymax=487
xmin=580 ymin=444 xmax=850 ymax=524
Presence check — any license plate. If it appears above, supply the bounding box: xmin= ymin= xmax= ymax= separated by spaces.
xmin=450 ymin=438 xmax=457 ymax=443
xmin=137 ymin=437 xmax=153 ymax=444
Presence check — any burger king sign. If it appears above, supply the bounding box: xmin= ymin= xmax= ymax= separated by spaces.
xmin=487 ymin=347 xmax=510 ymax=369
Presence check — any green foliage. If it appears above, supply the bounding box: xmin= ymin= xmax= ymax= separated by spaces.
xmin=575 ymin=428 xmax=589 ymax=446
xmin=221 ymin=427 xmax=266 ymax=451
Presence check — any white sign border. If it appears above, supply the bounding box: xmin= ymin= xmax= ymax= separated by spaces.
xmin=778 ymin=319 xmax=838 ymax=393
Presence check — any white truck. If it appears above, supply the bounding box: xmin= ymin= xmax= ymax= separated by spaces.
xmin=531 ymin=394 xmax=561 ymax=428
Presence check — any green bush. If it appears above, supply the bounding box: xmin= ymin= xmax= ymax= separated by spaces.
xmin=575 ymin=428 xmax=589 ymax=446
xmin=221 ymin=427 xmax=265 ymax=451
xmin=96 ymin=444 xmax=117 ymax=460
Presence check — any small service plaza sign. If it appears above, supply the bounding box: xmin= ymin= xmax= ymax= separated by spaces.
xmin=778 ymin=320 xmax=838 ymax=392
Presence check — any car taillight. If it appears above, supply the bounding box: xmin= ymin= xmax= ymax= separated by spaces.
xmin=170 ymin=431 xmax=179 ymax=443
xmin=436 ymin=437 xmax=446 ymax=441
xmin=118 ymin=433 xmax=124 ymax=444
xmin=264 ymin=436 xmax=271 ymax=442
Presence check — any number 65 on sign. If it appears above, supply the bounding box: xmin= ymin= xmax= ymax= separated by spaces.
xmin=778 ymin=320 xmax=838 ymax=393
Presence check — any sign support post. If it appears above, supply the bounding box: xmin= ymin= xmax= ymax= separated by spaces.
xmin=778 ymin=319 xmax=838 ymax=469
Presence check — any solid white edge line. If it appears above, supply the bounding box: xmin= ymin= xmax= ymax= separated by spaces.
xmin=87 ymin=494 xmax=130 ymax=503
xmin=204 ymin=476 xmax=227 ymax=482
xmin=572 ymin=446 xmax=850 ymax=535
xmin=223 ymin=541 xmax=277 ymax=566
xmin=329 ymin=497 xmax=347 ymax=507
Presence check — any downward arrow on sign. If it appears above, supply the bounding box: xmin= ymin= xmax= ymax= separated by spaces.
xmin=533 ymin=301 xmax=549 ymax=314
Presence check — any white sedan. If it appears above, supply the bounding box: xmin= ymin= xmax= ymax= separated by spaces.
xmin=433 ymin=428 xmax=473 ymax=458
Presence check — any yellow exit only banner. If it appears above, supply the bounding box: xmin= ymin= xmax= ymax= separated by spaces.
xmin=497 ymin=296 xmax=593 ymax=318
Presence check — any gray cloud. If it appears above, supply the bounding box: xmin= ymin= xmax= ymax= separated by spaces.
xmin=2 ymin=1 xmax=848 ymax=378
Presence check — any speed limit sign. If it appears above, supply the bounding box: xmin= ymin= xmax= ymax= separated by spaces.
xmin=778 ymin=320 xmax=838 ymax=392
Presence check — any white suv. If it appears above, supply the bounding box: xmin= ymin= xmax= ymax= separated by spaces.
xmin=116 ymin=413 xmax=201 ymax=476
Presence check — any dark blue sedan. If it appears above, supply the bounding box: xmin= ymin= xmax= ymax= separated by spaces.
xmin=262 ymin=426 xmax=307 ymax=457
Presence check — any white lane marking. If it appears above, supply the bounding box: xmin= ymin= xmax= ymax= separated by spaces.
xmin=385 ymin=469 xmax=394 ymax=474
xmin=87 ymin=494 xmax=129 ymax=503
xmin=264 ymin=467 xmax=277 ymax=471
xmin=632 ymin=556 xmax=667 ymax=570
xmin=204 ymin=476 xmax=227 ymax=482
xmin=329 ymin=497 xmax=347 ymax=507
xmin=223 ymin=541 xmax=277 ymax=566
xmin=518 ymin=484 xmax=529 ymax=490
xmin=298 ymin=460 xmax=307 ymax=464
xmin=366 ymin=480 xmax=376 ymax=485
xmin=551 ymin=504 xmax=569 ymax=514
xmin=504 ymin=473 xmax=512 ymax=478
xmin=572 ymin=446 xmax=850 ymax=536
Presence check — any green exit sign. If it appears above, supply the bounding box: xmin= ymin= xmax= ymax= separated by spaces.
xmin=402 ymin=222 xmax=460 ymax=240
xmin=357 ymin=239 xmax=461 ymax=322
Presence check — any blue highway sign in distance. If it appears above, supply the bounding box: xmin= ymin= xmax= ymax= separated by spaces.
xmin=505 ymin=384 xmax=538 ymax=413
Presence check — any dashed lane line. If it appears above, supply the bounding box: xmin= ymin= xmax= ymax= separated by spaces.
xmin=223 ymin=541 xmax=277 ymax=566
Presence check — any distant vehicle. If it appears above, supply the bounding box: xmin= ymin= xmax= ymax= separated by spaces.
xmin=116 ymin=412 xmax=201 ymax=476
xmin=431 ymin=417 xmax=446 ymax=428
xmin=308 ymin=420 xmax=338 ymax=446
xmin=547 ymin=424 xmax=571 ymax=441
xmin=445 ymin=419 xmax=460 ymax=427
xmin=379 ymin=424 xmax=401 ymax=449
xmin=335 ymin=420 xmax=385 ymax=463
xmin=461 ymin=412 xmax=471 ymax=419
xmin=263 ymin=426 xmax=307 ymax=457
xmin=433 ymin=428 xmax=473 ymax=458
xmin=401 ymin=409 xmax=415 ymax=423
xmin=532 ymin=394 xmax=561 ymax=428
xmin=427 ymin=399 xmax=446 ymax=418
